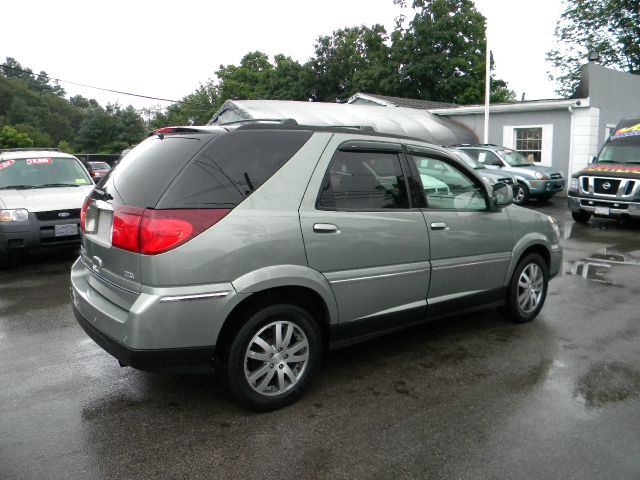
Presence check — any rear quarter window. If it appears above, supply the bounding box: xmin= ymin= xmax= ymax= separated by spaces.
xmin=157 ymin=129 xmax=313 ymax=209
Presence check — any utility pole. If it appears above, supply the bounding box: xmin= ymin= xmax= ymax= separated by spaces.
xmin=483 ymin=35 xmax=490 ymax=144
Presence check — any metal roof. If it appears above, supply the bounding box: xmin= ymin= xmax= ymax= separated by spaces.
xmin=208 ymin=100 xmax=478 ymax=145
xmin=348 ymin=93 xmax=458 ymax=110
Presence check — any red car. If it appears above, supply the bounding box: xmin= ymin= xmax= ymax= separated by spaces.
xmin=85 ymin=161 xmax=111 ymax=181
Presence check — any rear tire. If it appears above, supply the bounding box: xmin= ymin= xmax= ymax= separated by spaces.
xmin=226 ymin=303 xmax=321 ymax=411
xmin=512 ymin=183 xmax=530 ymax=206
xmin=572 ymin=210 xmax=591 ymax=223
xmin=500 ymin=253 xmax=548 ymax=323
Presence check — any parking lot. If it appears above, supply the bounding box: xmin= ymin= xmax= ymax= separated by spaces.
xmin=1 ymin=198 xmax=639 ymax=480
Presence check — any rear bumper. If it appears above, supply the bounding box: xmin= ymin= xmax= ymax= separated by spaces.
xmin=568 ymin=194 xmax=640 ymax=218
xmin=73 ymin=303 xmax=215 ymax=372
xmin=70 ymin=258 xmax=237 ymax=372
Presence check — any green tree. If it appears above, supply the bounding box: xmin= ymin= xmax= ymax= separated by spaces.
xmin=547 ymin=0 xmax=640 ymax=96
xmin=0 ymin=125 xmax=34 ymax=148
xmin=215 ymin=51 xmax=274 ymax=106
xmin=307 ymin=25 xmax=397 ymax=102
xmin=270 ymin=54 xmax=312 ymax=100
xmin=392 ymin=0 xmax=513 ymax=104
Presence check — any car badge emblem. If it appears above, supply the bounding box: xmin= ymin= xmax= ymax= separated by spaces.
xmin=58 ymin=211 xmax=71 ymax=217
xmin=602 ymin=182 xmax=612 ymax=190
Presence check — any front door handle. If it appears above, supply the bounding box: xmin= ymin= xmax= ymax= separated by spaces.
xmin=313 ymin=223 xmax=340 ymax=234
xmin=430 ymin=222 xmax=450 ymax=231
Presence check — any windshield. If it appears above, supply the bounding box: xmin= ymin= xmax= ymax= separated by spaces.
xmin=597 ymin=142 xmax=640 ymax=164
xmin=0 ymin=157 xmax=92 ymax=189
xmin=451 ymin=150 xmax=485 ymax=170
xmin=498 ymin=149 xmax=534 ymax=167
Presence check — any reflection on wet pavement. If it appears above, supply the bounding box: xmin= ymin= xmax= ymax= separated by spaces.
xmin=563 ymin=248 xmax=640 ymax=285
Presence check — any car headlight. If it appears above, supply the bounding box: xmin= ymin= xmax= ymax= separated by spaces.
xmin=569 ymin=178 xmax=578 ymax=190
xmin=535 ymin=171 xmax=550 ymax=180
xmin=0 ymin=209 xmax=29 ymax=222
xmin=481 ymin=175 xmax=496 ymax=185
xmin=548 ymin=215 xmax=560 ymax=239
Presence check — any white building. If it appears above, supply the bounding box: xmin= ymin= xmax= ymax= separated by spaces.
xmin=349 ymin=63 xmax=640 ymax=187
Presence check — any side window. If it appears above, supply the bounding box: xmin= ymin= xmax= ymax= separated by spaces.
xmin=317 ymin=150 xmax=409 ymax=210
xmin=411 ymin=155 xmax=487 ymax=210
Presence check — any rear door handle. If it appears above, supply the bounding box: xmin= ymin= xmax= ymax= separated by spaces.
xmin=313 ymin=223 xmax=340 ymax=234
xmin=430 ymin=222 xmax=450 ymax=231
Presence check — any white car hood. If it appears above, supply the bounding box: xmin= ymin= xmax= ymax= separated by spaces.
xmin=0 ymin=186 xmax=93 ymax=212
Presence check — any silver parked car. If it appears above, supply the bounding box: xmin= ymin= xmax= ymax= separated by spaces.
xmin=71 ymin=124 xmax=563 ymax=410
xmin=448 ymin=147 xmax=517 ymax=190
xmin=457 ymin=145 xmax=565 ymax=204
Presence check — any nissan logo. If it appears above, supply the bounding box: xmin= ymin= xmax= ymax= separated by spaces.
xmin=602 ymin=182 xmax=612 ymax=190
xmin=58 ymin=211 xmax=70 ymax=218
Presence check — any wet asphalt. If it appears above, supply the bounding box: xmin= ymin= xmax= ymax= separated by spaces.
xmin=1 ymin=198 xmax=639 ymax=480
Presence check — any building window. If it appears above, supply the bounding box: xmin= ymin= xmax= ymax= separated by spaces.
xmin=515 ymin=127 xmax=543 ymax=163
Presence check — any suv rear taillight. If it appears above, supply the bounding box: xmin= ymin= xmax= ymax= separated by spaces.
xmin=80 ymin=197 xmax=95 ymax=232
xmin=111 ymin=207 xmax=231 ymax=255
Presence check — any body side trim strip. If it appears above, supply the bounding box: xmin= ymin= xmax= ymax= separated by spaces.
xmin=159 ymin=292 xmax=231 ymax=303
xmin=329 ymin=268 xmax=430 ymax=284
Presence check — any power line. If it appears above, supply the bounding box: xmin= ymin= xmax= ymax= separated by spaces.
xmin=1 ymin=63 xmax=211 ymax=107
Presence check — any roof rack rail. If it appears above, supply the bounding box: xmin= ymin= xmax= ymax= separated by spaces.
xmin=0 ymin=147 xmax=60 ymax=153
xmin=220 ymin=118 xmax=299 ymax=126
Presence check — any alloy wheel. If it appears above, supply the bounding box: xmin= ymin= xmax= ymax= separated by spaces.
xmin=244 ymin=320 xmax=310 ymax=396
xmin=513 ymin=185 xmax=525 ymax=204
xmin=517 ymin=263 xmax=544 ymax=313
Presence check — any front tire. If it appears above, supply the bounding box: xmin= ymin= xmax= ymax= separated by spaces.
xmin=572 ymin=210 xmax=591 ymax=223
xmin=226 ymin=304 xmax=321 ymax=411
xmin=512 ymin=183 xmax=530 ymax=206
xmin=501 ymin=253 xmax=548 ymax=323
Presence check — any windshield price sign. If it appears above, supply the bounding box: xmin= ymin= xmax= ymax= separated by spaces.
xmin=26 ymin=158 xmax=53 ymax=165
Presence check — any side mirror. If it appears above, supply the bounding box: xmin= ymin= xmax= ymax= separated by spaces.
xmin=492 ymin=182 xmax=513 ymax=208
xmin=590 ymin=156 xmax=597 ymax=164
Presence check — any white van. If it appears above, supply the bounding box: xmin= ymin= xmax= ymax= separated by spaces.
xmin=0 ymin=149 xmax=94 ymax=267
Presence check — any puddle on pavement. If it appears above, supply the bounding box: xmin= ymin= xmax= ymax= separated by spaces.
xmin=563 ymin=247 xmax=640 ymax=285
xmin=574 ymin=361 xmax=640 ymax=408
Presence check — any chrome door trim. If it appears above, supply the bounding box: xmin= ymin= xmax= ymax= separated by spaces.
xmin=159 ymin=291 xmax=231 ymax=303
xmin=356 ymin=300 xmax=427 ymax=320
xmin=328 ymin=268 xmax=430 ymax=285
xmin=431 ymin=254 xmax=511 ymax=271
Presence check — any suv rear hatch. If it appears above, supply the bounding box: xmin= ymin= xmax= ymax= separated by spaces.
xmin=80 ymin=126 xmax=314 ymax=308
xmin=80 ymin=130 xmax=217 ymax=307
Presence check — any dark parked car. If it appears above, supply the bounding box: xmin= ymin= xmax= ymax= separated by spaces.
xmin=85 ymin=161 xmax=111 ymax=181
xmin=71 ymin=123 xmax=562 ymax=410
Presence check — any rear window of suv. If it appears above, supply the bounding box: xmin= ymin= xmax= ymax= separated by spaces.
xmin=156 ymin=129 xmax=313 ymax=209
xmin=103 ymin=134 xmax=211 ymax=208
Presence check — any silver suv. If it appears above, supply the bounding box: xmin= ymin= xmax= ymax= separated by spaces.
xmin=71 ymin=124 xmax=563 ymax=410
xmin=457 ymin=145 xmax=565 ymax=205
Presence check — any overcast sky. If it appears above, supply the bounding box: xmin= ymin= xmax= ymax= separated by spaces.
xmin=1 ymin=0 xmax=566 ymax=111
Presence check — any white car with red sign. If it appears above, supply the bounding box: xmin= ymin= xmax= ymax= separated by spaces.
xmin=0 ymin=149 xmax=94 ymax=267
